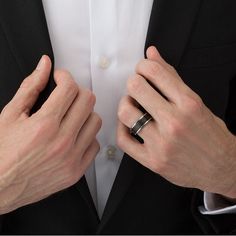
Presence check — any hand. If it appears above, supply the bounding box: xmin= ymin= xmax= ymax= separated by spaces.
xmin=0 ymin=56 xmax=101 ymax=214
xmin=117 ymin=46 xmax=236 ymax=198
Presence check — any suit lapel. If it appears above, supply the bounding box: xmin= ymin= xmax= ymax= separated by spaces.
xmin=0 ymin=0 xmax=55 ymax=112
xmin=98 ymin=0 xmax=203 ymax=232
xmin=145 ymin=0 xmax=203 ymax=68
xmin=0 ymin=0 xmax=53 ymax=76
xmin=0 ymin=0 xmax=98 ymax=219
xmin=97 ymin=154 xmax=138 ymax=233
xmin=75 ymin=177 xmax=100 ymax=225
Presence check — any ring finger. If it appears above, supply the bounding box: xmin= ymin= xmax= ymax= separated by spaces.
xmin=118 ymin=96 xmax=156 ymax=140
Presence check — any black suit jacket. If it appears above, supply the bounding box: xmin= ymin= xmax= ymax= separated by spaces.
xmin=0 ymin=0 xmax=236 ymax=234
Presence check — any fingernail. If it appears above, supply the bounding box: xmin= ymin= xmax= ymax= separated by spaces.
xmin=151 ymin=46 xmax=159 ymax=55
xmin=36 ymin=56 xmax=45 ymax=71
xmin=147 ymin=46 xmax=161 ymax=61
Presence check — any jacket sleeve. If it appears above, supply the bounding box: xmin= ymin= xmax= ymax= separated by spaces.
xmin=192 ymin=76 xmax=236 ymax=234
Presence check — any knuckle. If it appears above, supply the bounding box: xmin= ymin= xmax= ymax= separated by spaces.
xmin=65 ymin=80 xmax=78 ymax=94
xmin=117 ymin=96 xmax=128 ymax=113
xmin=54 ymin=69 xmax=73 ymax=79
xmin=147 ymin=61 xmax=160 ymax=77
xmin=28 ymin=87 xmax=41 ymax=99
xmin=50 ymin=136 xmax=74 ymax=157
xmin=33 ymin=118 xmax=55 ymax=136
xmin=127 ymin=75 xmax=143 ymax=94
xmin=93 ymin=139 xmax=100 ymax=152
xmin=135 ymin=59 xmax=146 ymax=72
xmin=55 ymin=70 xmax=78 ymax=92
xmin=137 ymin=59 xmax=164 ymax=79
xmin=20 ymin=77 xmax=32 ymax=89
xmin=83 ymin=89 xmax=96 ymax=107
xmin=92 ymin=112 xmax=102 ymax=128
xmin=183 ymin=95 xmax=204 ymax=116
xmin=117 ymin=103 xmax=129 ymax=122
xmin=146 ymin=61 xmax=164 ymax=78
xmin=20 ymin=78 xmax=41 ymax=97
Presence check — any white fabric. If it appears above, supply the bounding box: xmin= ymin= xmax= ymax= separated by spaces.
xmin=42 ymin=0 xmax=154 ymax=217
xmin=42 ymin=0 xmax=236 ymax=218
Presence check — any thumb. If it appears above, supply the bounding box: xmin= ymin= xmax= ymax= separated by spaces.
xmin=2 ymin=55 xmax=52 ymax=120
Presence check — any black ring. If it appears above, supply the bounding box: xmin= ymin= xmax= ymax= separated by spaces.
xmin=130 ymin=113 xmax=153 ymax=136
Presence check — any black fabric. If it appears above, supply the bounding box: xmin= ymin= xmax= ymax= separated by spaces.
xmin=0 ymin=0 xmax=236 ymax=234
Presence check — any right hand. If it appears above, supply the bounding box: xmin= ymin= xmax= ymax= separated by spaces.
xmin=0 ymin=55 xmax=101 ymax=214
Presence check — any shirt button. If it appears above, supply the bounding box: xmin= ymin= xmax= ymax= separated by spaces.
xmin=98 ymin=56 xmax=110 ymax=69
xmin=106 ymin=145 xmax=117 ymax=159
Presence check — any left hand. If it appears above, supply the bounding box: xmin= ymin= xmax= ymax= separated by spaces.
xmin=117 ymin=46 xmax=236 ymax=198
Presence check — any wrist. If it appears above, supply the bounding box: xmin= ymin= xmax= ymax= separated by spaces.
xmin=220 ymin=134 xmax=236 ymax=201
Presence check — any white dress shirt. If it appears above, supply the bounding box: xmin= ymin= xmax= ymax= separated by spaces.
xmin=42 ymin=0 xmax=236 ymax=218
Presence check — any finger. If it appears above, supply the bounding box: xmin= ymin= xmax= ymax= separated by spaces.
xmin=127 ymin=74 xmax=171 ymax=120
xmin=71 ymin=112 xmax=102 ymax=155
xmin=75 ymin=139 xmax=100 ymax=175
xmin=118 ymin=96 xmax=156 ymax=139
xmin=2 ymin=55 xmax=51 ymax=120
xmin=147 ymin=46 xmax=179 ymax=74
xmin=39 ymin=70 xmax=79 ymax=121
xmin=117 ymin=121 xmax=146 ymax=162
xmin=146 ymin=46 xmax=163 ymax=63
xmin=60 ymin=89 xmax=97 ymax=135
xmin=136 ymin=46 xmax=191 ymax=103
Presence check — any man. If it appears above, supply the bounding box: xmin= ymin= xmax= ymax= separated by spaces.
xmin=0 ymin=0 xmax=236 ymax=234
